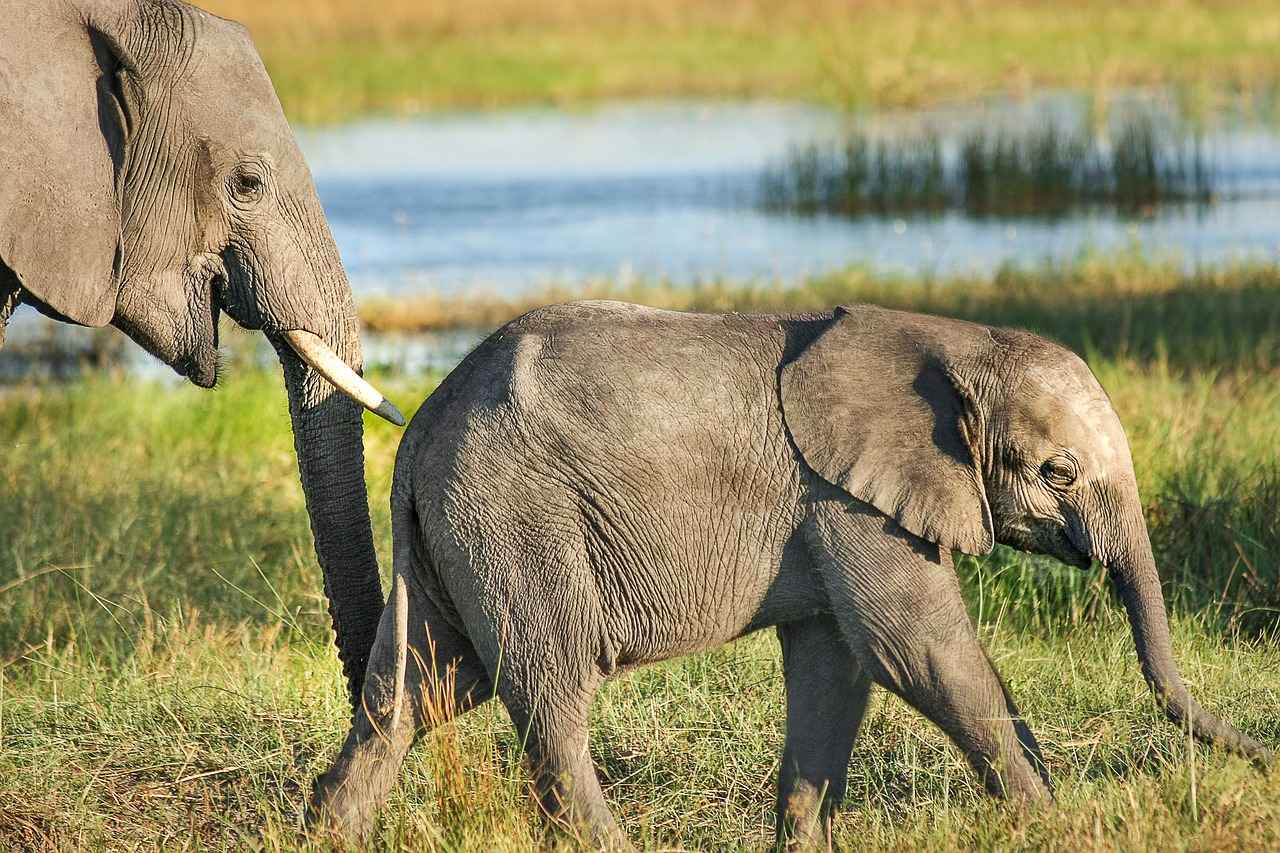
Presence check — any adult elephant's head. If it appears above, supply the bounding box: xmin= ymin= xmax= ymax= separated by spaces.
xmin=783 ymin=305 xmax=1270 ymax=766
xmin=0 ymin=0 xmax=401 ymax=705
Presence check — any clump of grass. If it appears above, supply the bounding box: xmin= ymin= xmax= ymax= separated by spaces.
xmin=761 ymin=115 xmax=1214 ymax=217
xmin=763 ymin=132 xmax=950 ymax=214
xmin=1152 ymin=464 xmax=1280 ymax=636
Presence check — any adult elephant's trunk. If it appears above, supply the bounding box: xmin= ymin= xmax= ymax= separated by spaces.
xmin=1105 ymin=518 xmax=1271 ymax=766
xmin=218 ymin=175 xmax=402 ymax=712
xmin=277 ymin=319 xmax=385 ymax=710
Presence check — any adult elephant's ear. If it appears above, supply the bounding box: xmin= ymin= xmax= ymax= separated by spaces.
xmin=781 ymin=304 xmax=995 ymax=556
xmin=0 ymin=2 xmax=131 ymax=327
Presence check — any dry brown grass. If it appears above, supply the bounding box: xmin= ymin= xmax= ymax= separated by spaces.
xmin=195 ymin=0 xmax=1280 ymax=120
xmin=355 ymin=257 xmax=1280 ymax=346
xmin=206 ymin=1 xmax=956 ymax=41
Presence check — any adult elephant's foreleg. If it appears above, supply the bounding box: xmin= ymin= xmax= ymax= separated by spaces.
xmin=807 ymin=505 xmax=1053 ymax=803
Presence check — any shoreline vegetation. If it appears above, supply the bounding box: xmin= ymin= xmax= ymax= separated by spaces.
xmin=2 ymin=253 xmax=1279 ymax=848
xmin=6 ymin=255 xmax=1280 ymax=380
xmin=358 ymin=256 xmax=1280 ymax=366
xmin=761 ymin=115 xmax=1216 ymax=217
xmin=200 ymin=0 xmax=1280 ymax=122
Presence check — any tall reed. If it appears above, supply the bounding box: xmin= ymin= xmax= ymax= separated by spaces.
xmin=761 ymin=115 xmax=1216 ymax=217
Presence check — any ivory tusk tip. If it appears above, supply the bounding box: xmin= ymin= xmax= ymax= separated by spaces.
xmin=279 ymin=328 xmax=405 ymax=425
xmin=373 ymin=399 xmax=407 ymax=427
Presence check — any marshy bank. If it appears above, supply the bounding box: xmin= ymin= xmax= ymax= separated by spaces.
xmin=359 ymin=255 xmax=1280 ymax=371
xmin=6 ymin=254 xmax=1280 ymax=382
xmin=4 ymin=255 xmax=1279 ymax=383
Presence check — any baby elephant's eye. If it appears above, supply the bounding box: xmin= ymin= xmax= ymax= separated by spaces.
xmin=1040 ymin=456 xmax=1078 ymax=487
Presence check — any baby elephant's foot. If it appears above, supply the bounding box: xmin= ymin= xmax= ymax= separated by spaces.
xmin=305 ymin=718 xmax=415 ymax=843
xmin=776 ymin=781 xmax=838 ymax=850
xmin=304 ymin=765 xmax=379 ymax=843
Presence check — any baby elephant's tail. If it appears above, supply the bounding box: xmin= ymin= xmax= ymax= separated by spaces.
xmin=387 ymin=572 xmax=409 ymax=732
xmin=385 ymin=485 xmax=418 ymax=732
xmin=305 ymin=495 xmax=419 ymax=842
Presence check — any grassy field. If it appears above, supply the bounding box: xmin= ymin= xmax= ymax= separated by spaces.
xmin=197 ymin=0 xmax=1280 ymax=122
xmin=3 ymin=260 xmax=1280 ymax=850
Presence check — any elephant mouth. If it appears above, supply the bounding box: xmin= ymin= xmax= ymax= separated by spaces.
xmin=1001 ymin=516 xmax=1093 ymax=569
xmin=1061 ymin=513 xmax=1097 ymax=569
xmin=174 ymin=289 xmax=222 ymax=388
xmin=1059 ymin=537 xmax=1094 ymax=570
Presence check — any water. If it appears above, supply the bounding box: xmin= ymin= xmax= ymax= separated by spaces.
xmin=301 ymin=101 xmax=845 ymax=292
xmin=5 ymin=92 xmax=1280 ymax=379
xmin=303 ymin=94 xmax=1280 ymax=295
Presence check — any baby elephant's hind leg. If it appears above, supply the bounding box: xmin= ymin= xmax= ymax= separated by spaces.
xmin=476 ymin=562 xmax=629 ymax=848
xmin=501 ymin=680 xmax=627 ymax=850
xmin=308 ymin=571 xmax=493 ymax=839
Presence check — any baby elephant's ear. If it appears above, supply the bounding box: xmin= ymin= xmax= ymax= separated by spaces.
xmin=781 ymin=305 xmax=994 ymax=556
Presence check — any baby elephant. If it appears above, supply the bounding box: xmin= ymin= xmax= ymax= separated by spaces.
xmin=310 ymin=301 xmax=1269 ymax=848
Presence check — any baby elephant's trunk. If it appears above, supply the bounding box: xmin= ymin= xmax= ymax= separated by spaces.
xmin=1107 ymin=525 xmax=1271 ymax=766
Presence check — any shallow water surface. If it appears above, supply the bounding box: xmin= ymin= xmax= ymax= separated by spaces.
xmin=302 ymin=94 xmax=1280 ymax=296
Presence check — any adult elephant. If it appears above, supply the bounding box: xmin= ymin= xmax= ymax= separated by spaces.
xmin=0 ymin=0 xmax=401 ymax=707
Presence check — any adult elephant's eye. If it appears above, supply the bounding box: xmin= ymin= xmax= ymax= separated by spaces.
xmin=229 ymin=167 xmax=266 ymax=205
xmin=1040 ymin=456 xmax=1078 ymax=488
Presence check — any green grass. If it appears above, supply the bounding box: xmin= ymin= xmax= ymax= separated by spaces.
xmin=2 ymin=261 xmax=1279 ymax=849
xmin=194 ymin=0 xmax=1280 ymax=122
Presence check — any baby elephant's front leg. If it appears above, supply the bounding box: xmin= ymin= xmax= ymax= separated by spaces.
xmin=776 ymin=615 xmax=872 ymax=848
xmin=811 ymin=506 xmax=1053 ymax=803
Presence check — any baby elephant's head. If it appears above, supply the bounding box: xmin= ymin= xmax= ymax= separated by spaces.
xmin=781 ymin=304 xmax=1269 ymax=765
xmin=782 ymin=304 xmax=1139 ymax=568
xmin=969 ymin=337 xmax=1139 ymax=571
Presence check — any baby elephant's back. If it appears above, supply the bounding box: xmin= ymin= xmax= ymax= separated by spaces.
xmin=408 ymin=300 xmax=798 ymax=491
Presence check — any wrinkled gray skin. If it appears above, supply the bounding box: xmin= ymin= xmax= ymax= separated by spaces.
xmin=310 ymin=301 xmax=1270 ymax=848
xmin=0 ymin=0 xmax=383 ymax=703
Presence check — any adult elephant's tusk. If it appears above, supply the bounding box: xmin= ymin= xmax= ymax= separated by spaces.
xmin=282 ymin=329 xmax=406 ymax=427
